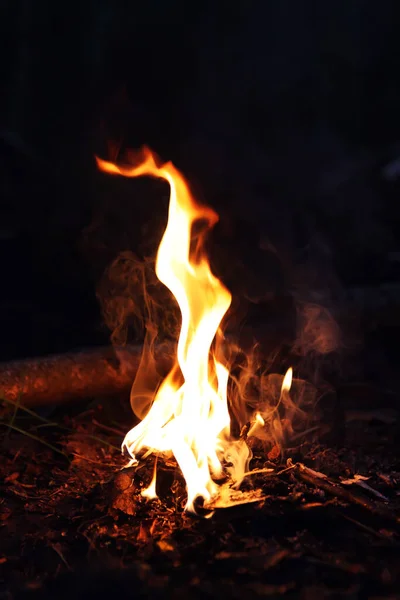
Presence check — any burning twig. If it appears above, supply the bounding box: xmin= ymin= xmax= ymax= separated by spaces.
xmin=203 ymin=486 xmax=266 ymax=510
xmin=239 ymin=412 xmax=265 ymax=441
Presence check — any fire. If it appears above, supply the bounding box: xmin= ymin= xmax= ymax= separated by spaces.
xmin=97 ymin=148 xmax=292 ymax=513
xmin=282 ymin=367 xmax=293 ymax=396
xmin=141 ymin=458 xmax=158 ymax=500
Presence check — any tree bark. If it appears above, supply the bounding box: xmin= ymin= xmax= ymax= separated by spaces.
xmin=0 ymin=343 xmax=172 ymax=408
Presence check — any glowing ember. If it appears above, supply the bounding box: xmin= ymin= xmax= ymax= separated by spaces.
xmin=97 ymin=147 xmax=292 ymax=513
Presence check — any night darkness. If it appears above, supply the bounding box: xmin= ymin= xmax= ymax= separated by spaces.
xmin=1 ymin=1 xmax=400 ymax=598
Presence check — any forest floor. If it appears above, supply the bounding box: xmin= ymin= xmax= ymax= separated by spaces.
xmin=1 ymin=388 xmax=400 ymax=600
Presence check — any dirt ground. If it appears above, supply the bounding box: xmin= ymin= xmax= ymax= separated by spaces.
xmin=1 ymin=390 xmax=400 ymax=600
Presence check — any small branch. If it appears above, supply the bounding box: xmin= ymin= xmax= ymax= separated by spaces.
xmin=293 ymin=462 xmax=400 ymax=525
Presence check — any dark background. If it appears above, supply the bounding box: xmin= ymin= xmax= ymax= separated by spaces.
xmin=1 ymin=0 xmax=400 ymax=387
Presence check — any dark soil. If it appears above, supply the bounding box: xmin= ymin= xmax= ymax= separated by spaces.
xmin=1 ymin=389 xmax=400 ymax=600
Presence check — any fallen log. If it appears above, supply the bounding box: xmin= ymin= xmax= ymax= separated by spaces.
xmin=0 ymin=343 xmax=172 ymax=408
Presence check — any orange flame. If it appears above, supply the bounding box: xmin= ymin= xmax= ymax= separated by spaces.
xmin=282 ymin=367 xmax=293 ymax=394
xmin=142 ymin=458 xmax=158 ymax=500
xmin=97 ymin=148 xmax=251 ymax=511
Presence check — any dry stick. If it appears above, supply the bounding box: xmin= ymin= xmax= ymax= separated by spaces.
xmin=294 ymin=463 xmax=400 ymax=525
xmin=0 ymin=343 xmax=172 ymax=408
